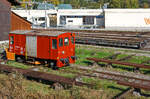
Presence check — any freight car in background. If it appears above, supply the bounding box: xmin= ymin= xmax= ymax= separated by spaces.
xmin=6 ymin=30 xmax=76 ymax=69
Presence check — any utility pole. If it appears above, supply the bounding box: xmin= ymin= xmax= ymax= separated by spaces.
xmin=45 ymin=1 xmax=47 ymax=29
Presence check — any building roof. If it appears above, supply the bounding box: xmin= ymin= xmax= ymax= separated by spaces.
xmin=37 ymin=3 xmax=55 ymax=10
xmin=10 ymin=30 xmax=68 ymax=37
xmin=11 ymin=11 xmax=32 ymax=24
xmin=57 ymin=4 xmax=72 ymax=9
xmin=7 ymin=0 xmax=20 ymax=5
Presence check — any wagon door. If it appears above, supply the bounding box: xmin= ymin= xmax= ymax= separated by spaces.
xmin=37 ymin=36 xmax=50 ymax=59
xmin=14 ymin=35 xmax=26 ymax=55
xmin=63 ymin=37 xmax=70 ymax=57
xmin=26 ymin=36 xmax=37 ymax=57
xmin=50 ymin=37 xmax=58 ymax=59
xmin=9 ymin=35 xmax=15 ymax=53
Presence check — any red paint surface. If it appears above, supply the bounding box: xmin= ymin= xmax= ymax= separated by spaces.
xmin=37 ymin=36 xmax=50 ymax=59
xmin=9 ymin=32 xmax=75 ymax=67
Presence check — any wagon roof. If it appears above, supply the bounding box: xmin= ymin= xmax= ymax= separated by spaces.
xmin=10 ymin=30 xmax=68 ymax=36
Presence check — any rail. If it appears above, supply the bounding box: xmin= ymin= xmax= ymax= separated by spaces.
xmin=87 ymin=57 xmax=150 ymax=69
xmin=0 ymin=64 xmax=93 ymax=87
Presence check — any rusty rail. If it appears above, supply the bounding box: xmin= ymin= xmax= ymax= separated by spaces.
xmin=62 ymin=66 xmax=150 ymax=90
xmin=0 ymin=64 xmax=92 ymax=87
xmin=117 ymin=54 xmax=135 ymax=61
xmin=114 ymin=87 xmax=134 ymax=99
xmin=87 ymin=58 xmax=150 ymax=69
xmin=104 ymin=53 xmax=121 ymax=59
xmin=118 ymin=81 xmax=150 ymax=90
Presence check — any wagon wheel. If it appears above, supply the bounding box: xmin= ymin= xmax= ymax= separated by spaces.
xmin=52 ymin=82 xmax=64 ymax=90
xmin=49 ymin=61 xmax=58 ymax=70
xmin=52 ymin=65 xmax=58 ymax=70
xmin=0 ymin=50 xmax=7 ymax=60
xmin=16 ymin=56 xmax=25 ymax=63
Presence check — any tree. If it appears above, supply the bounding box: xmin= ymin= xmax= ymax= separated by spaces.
xmin=46 ymin=0 xmax=60 ymax=5
xmin=130 ymin=0 xmax=139 ymax=8
xmin=70 ymin=0 xmax=80 ymax=8
xmin=125 ymin=0 xmax=131 ymax=8
xmin=109 ymin=0 xmax=122 ymax=8
xmin=109 ymin=0 xmax=139 ymax=8
xmin=141 ymin=0 xmax=149 ymax=8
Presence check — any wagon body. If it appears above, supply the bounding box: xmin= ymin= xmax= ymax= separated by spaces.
xmin=8 ymin=30 xmax=75 ymax=68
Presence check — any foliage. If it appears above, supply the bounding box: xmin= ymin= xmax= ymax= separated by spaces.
xmin=19 ymin=0 xmax=150 ymax=8
xmin=6 ymin=61 xmax=31 ymax=69
xmin=0 ymin=73 xmax=107 ymax=99
xmin=109 ymin=0 xmax=139 ymax=8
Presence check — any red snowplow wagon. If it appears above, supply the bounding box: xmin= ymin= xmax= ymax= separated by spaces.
xmin=6 ymin=30 xmax=76 ymax=69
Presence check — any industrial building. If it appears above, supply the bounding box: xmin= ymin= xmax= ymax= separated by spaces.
xmin=12 ymin=8 xmax=150 ymax=29
xmin=105 ymin=9 xmax=150 ymax=28
xmin=12 ymin=9 xmax=104 ymax=28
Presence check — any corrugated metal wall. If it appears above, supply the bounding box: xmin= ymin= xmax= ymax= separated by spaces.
xmin=0 ymin=0 xmax=11 ymax=40
xmin=11 ymin=12 xmax=31 ymax=31
xmin=0 ymin=0 xmax=31 ymax=41
xmin=26 ymin=36 xmax=37 ymax=57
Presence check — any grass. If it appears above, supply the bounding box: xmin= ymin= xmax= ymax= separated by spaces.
xmin=45 ymin=68 xmax=76 ymax=78
xmin=6 ymin=61 xmax=31 ymax=69
xmin=81 ymin=77 xmax=150 ymax=99
xmin=6 ymin=61 xmax=76 ymax=78
xmin=75 ymin=45 xmax=150 ymax=74
xmin=0 ymin=73 xmax=108 ymax=99
xmin=115 ymin=54 xmax=130 ymax=60
xmin=76 ymin=44 xmax=150 ymax=55
xmin=75 ymin=47 xmax=114 ymax=66
xmin=2 ymin=44 xmax=150 ymax=98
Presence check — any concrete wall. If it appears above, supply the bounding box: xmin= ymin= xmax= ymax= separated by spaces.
xmin=57 ymin=9 xmax=103 ymax=27
xmin=12 ymin=9 xmax=104 ymax=28
xmin=105 ymin=9 xmax=150 ymax=28
xmin=66 ymin=18 xmax=83 ymax=26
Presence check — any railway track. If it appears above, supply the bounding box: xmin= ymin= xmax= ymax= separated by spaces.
xmin=33 ymin=29 xmax=150 ymax=49
xmin=0 ymin=63 xmax=93 ymax=88
xmin=62 ymin=66 xmax=150 ymax=90
xmin=0 ymin=58 xmax=150 ymax=98
xmin=61 ymin=66 xmax=150 ymax=98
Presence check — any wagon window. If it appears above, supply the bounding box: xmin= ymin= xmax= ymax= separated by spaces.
xmin=52 ymin=39 xmax=57 ymax=49
xmin=10 ymin=36 xmax=14 ymax=44
xmin=64 ymin=37 xmax=69 ymax=46
xmin=71 ymin=37 xmax=74 ymax=44
xmin=59 ymin=38 xmax=63 ymax=47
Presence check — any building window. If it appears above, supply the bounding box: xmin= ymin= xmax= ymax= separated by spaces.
xmin=52 ymin=39 xmax=57 ymax=49
xmin=71 ymin=37 xmax=74 ymax=44
xmin=10 ymin=36 xmax=14 ymax=45
xmin=39 ymin=17 xmax=45 ymax=21
xmin=67 ymin=16 xmax=82 ymax=18
xmin=64 ymin=37 xmax=69 ymax=46
xmin=35 ymin=18 xmax=38 ymax=21
xmin=60 ymin=16 xmax=66 ymax=25
xmin=83 ymin=16 xmax=94 ymax=25
xmin=59 ymin=38 xmax=63 ymax=47
xmin=23 ymin=17 xmax=27 ymax=20
xmin=68 ymin=20 xmax=73 ymax=22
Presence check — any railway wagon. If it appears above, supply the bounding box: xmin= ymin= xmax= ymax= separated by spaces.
xmin=7 ymin=30 xmax=76 ymax=68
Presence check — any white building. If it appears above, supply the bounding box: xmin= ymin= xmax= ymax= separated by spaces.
xmin=12 ymin=10 xmax=57 ymax=27
xmin=105 ymin=9 xmax=150 ymax=28
xmin=12 ymin=9 xmax=150 ymax=29
xmin=57 ymin=9 xmax=104 ymax=28
xmin=12 ymin=9 xmax=104 ymax=28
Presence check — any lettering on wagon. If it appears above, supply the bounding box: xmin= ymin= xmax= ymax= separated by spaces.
xmin=144 ymin=18 xmax=150 ymax=25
